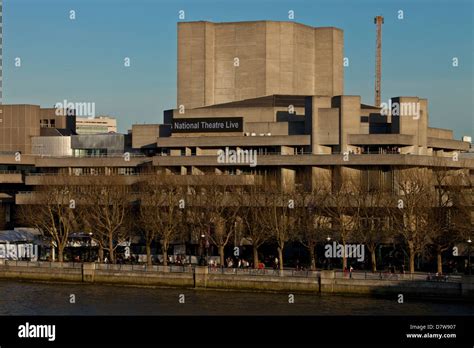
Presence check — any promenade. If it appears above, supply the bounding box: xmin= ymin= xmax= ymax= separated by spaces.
xmin=0 ymin=260 xmax=472 ymax=300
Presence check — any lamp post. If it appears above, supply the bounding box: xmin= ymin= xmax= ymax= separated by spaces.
xmin=468 ymin=238 xmax=472 ymax=276
xmin=89 ymin=232 xmax=93 ymax=262
xmin=199 ymin=233 xmax=206 ymax=266
xmin=326 ymin=236 xmax=332 ymax=270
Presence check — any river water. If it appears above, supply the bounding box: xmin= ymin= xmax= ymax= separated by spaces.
xmin=0 ymin=280 xmax=472 ymax=316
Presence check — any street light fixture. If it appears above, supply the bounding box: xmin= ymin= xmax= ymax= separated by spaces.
xmin=326 ymin=236 xmax=332 ymax=270
xmin=199 ymin=233 xmax=207 ymax=266
xmin=468 ymin=238 xmax=472 ymax=276
xmin=88 ymin=232 xmax=93 ymax=262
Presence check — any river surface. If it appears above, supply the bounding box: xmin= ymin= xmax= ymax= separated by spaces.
xmin=0 ymin=280 xmax=472 ymax=316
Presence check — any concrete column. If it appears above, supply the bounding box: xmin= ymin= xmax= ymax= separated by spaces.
xmin=333 ymin=95 xmax=361 ymax=153
xmin=305 ymin=96 xmax=332 ymax=155
xmin=341 ymin=166 xmax=360 ymax=191
xmin=391 ymin=97 xmax=428 ymax=154
xmin=281 ymin=145 xmax=294 ymax=155
xmin=280 ymin=167 xmax=295 ymax=192
xmin=311 ymin=166 xmax=332 ymax=192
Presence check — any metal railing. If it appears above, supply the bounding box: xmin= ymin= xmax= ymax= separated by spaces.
xmin=3 ymin=260 xmax=82 ymax=269
xmin=95 ymin=263 xmax=194 ymax=273
xmin=26 ymin=172 xmax=141 ymax=176
xmin=0 ymin=260 xmax=466 ymax=282
xmin=0 ymin=151 xmax=147 ymax=158
xmin=0 ymin=170 xmax=21 ymax=174
xmin=208 ymin=266 xmax=319 ymax=278
xmin=334 ymin=270 xmax=463 ymax=283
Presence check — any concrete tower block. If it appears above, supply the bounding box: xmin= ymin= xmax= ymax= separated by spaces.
xmin=332 ymin=96 xmax=361 ymax=152
xmin=314 ymin=27 xmax=344 ymax=97
xmin=178 ymin=21 xmax=345 ymax=109
xmin=391 ymin=97 xmax=428 ymax=154
xmin=305 ymin=96 xmax=333 ymax=154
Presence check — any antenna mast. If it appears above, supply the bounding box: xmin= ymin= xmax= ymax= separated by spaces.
xmin=374 ymin=15 xmax=384 ymax=107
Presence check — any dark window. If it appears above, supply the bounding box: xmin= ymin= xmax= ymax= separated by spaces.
xmin=360 ymin=116 xmax=369 ymax=123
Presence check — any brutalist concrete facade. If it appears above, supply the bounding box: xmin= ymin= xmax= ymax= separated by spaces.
xmin=0 ymin=20 xmax=472 ymax=230
xmin=178 ymin=21 xmax=344 ymax=109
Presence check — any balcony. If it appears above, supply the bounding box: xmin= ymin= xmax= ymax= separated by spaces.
xmin=0 ymin=170 xmax=23 ymax=184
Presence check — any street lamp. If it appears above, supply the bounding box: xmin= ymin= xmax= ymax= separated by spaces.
xmin=89 ymin=232 xmax=93 ymax=262
xmin=468 ymin=238 xmax=472 ymax=276
xmin=199 ymin=233 xmax=206 ymax=266
xmin=326 ymin=236 xmax=332 ymax=269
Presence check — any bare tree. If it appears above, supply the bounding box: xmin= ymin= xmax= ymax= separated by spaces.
xmin=393 ymin=168 xmax=432 ymax=273
xmin=295 ymin=187 xmax=331 ymax=270
xmin=80 ymin=176 xmax=131 ymax=264
xmin=19 ymin=180 xmax=79 ymax=262
xmin=353 ymin=185 xmax=393 ymax=272
xmin=138 ymin=175 xmax=184 ymax=266
xmin=260 ymin=186 xmax=296 ymax=271
xmin=188 ymin=177 xmax=239 ymax=266
xmin=324 ymin=181 xmax=358 ymax=270
xmin=428 ymin=167 xmax=471 ymax=273
xmin=239 ymin=186 xmax=271 ymax=268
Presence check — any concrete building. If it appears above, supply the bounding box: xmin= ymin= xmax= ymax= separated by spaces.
xmin=76 ymin=116 xmax=117 ymax=134
xmin=0 ymin=20 xmax=472 ymax=236
xmin=178 ymin=21 xmax=343 ymax=109
xmin=0 ymin=105 xmax=75 ymax=154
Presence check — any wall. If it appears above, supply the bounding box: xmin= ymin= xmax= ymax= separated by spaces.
xmin=31 ymin=136 xmax=72 ymax=157
xmin=0 ymin=262 xmax=471 ymax=300
xmin=178 ymin=21 xmax=344 ymax=109
xmin=0 ymin=105 xmax=41 ymax=154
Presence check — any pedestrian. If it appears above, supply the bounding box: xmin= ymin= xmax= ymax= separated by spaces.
xmin=349 ymin=266 xmax=353 ymax=279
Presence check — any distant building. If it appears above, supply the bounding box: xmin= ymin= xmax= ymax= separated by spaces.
xmin=0 ymin=105 xmax=75 ymax=154
xmin=76 ymin=116 xmax=117 ymax=134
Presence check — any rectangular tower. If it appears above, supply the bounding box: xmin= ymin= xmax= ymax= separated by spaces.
xmin=177 ymin=21 xmax=344 ymax=109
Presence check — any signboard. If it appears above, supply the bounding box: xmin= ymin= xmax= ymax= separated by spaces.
xmin=172 ymin=117 xmax=243 ymax=133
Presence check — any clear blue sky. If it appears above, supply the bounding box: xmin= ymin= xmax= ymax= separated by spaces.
xmin=3 ymin=0 xmax=473 ymax=138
